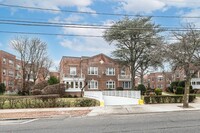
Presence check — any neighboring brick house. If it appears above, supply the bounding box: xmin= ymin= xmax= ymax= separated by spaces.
xmin=49 ymin=71 xmax=60 ymax=79
xmin=172 ymin=66 xmax=200 ymax=89
xmin=59 ymin=53 xmax=132 ymax=95
xmin=144 ymin=72 xmax=172 ymax=90
xmin=0 ymin=50 xmax=22 ymax=91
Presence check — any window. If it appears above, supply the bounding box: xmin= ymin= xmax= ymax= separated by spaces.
xmin=122 ymin=81 xmax=131 ymax=89
xmin=175 ymin=73 xmax=179 ymax=78
xmin=16 ymin=65 xmax=21 ymax=70
xmin=2 ymin=58 xmax=6 ymax=64
xmin=106 ymin=81 xmax=115 ymax=89
xmin=106 ymin=68 xmax=115 ymax=75
xmin=80 ymin=82 xmax=83 ymax=88
xmin=88 ymin=80 xmax=98 ymax=89
xmin=3 ymin=69 xmax=6 ymax=75
xmin=71 ymin=82 xmax=74 ymax=88
xmin=197 ymin=82 xmax=200 ymax=85
xmin=88 ymin=67 xmax=98 ymax=75
xmin=157 ymin=76 xmax=163 ymax=81
xmin=70 ymin=67 xmax=76 ymax=75
xmin=120 ymin=67 xmax=126 ymax=75
xmin=75 ymin=82 xmax=78 ymax=88
xmin=9 ymin=60 xmax=14 ymax=65
xmin=192 ymin=82 xmax=196 ymax=85
xmin=8 ymin=70 xmax=14 ymax=77
xmin=8 ymin=81 xmax=14 ymax=86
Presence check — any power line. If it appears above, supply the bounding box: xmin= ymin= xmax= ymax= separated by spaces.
xmin=0 ymin=19 xmax=200 ymax=31
xmin=0 ymin=30 xmax=196 ymax=41
xmin=0 ymin=30 xmax=102 ymax=38
xmin=0 ymin=3 xmax=200 ymax=18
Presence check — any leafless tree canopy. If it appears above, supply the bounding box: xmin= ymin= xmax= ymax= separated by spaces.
xmin=166 ymin=24 xmax=200 ymax=107
xmin=10 ymin=36 xmax=52 ymax=94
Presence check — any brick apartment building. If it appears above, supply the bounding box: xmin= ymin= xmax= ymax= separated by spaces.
xmin=0 ymin=50 xmax=22 ymax=91
xmin=59 ymin=53 xmax=133 ymax=95
xmin=143 ymin=72 xmax=172 ymax=90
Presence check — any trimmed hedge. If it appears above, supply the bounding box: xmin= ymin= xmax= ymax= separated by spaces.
xmin=144 ymin=95 xmax=196 ymax=104
xmin=0 ymin=95 xmax=99 ymax=109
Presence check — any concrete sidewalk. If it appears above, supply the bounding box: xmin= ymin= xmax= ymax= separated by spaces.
xmin=1 ymin=103 xmax=200 ymax=120
xmin=88 ymin=103 xmax=200 ymax=116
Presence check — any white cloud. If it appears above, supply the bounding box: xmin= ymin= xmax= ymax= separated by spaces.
xmin=118 ymin=0 xmax=166 ymax=14
xmin=165 ymin=0 xmax=200 ymax=9
xmin=58 ymin=19 xmax=115 ymax=54
xmin=113 ymin=0 xmax=200 ymax=14
xmin=60 ymin=37 xmax=114 ymax=55
xmin=1 ymin=0 xmax=94 ymax=13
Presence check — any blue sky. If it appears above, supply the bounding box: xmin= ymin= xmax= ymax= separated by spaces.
xmin=0 ymin=0 xmax=199 ymax=70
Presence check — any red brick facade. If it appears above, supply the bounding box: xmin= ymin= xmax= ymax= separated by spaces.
xmin=144 ymin=72 xmax=172 ymax=90
xmin=60 ymin=54 xmax=132 ymax=92
xmin=0 ymin=50 xmax=22 ymax=91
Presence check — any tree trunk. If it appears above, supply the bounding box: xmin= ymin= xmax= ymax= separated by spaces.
xmin=131 ymin=68 xmax=136 ymax=90
xmin=140 ymin=70 xmax=144 ymax=85
xmin=183 ymin=79 xmax=190 ymax=108
xmin=22 ymin=68 xmax=26 ymax=95
xmin=183 ymin=66 xmax=190 ymax=108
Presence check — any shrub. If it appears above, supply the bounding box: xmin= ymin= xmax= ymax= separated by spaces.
xmin=137 ymin=84 xmax=146 ymax=95
xmin=144 ymin=95 xmax=196 ymax=104
xmin=32 ymin=81 xmax=48 ymax=90
xmin=116 ymin=87 xmax=123 ymax=90
xmin=176 ymin=87 xmax=184 ymax=94
xmin=74 ymin=98 xmax=98 ymax=107
xmin=30 ymin=89 xmax=42 ymax=95
xmin=48 ymin=76 xmax=60 ymax=85
xmin=170 ymin=81 xmax=179 ymax=93
xmin=42 ymin=83 xmax=65 ymax=97
xmin=155 ymin=88 xmax=162 ymax=95
xmin=178 ymin=80 xmax=185 ymax=88
xmin=0 ymin=83 xmax=6 ymax=94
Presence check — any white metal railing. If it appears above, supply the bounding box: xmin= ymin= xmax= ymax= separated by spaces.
xmin=102 ymin=90 xmax=141 ymax=99
xmin=84 ymin=91 xmax=103 ymax=101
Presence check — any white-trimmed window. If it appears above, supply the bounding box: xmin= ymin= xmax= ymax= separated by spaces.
xmin=8 ymin=81 xmax=14 ymax=86
xmin=8 ymin=70 xmax=14 ymax=77
xmin=70 ymin=67 xmax=76 ymax=75
xmin=88 ymin=80 xmax=98 ymax=89
xmin=106 ymin=68 xmax=115 ymax=75
xmin=3 ymin=69 xmax=6 ymax=75
xmin=120 ymin=67 xmax=126 ymax=75
xmin=2 ymin=58 xmax=6 ymax=64
xmin=88 ymin=67 xmax=98 ymax=75
xmin=122 ymin=81 xmax=131 ymax=89
xmin=157 ymin=76 xmax=163 ymax=81
xmin=16 ymin=64 xmax=21 ymax=70
xmin=106 ymin=81 xmax=115 ymax=89
xmin=9 ymin=60 xmax=14 ymax=65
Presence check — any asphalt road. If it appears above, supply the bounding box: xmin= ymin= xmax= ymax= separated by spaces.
xmin=1 ymin=111 xmax=200 ymax=133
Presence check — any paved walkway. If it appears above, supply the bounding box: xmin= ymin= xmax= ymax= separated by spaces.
xmin=1 ymin=98 xmax=200 ymax=119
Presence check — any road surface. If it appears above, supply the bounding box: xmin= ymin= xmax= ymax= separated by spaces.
xmin=1 ymin=110 xmax=200 ymax=133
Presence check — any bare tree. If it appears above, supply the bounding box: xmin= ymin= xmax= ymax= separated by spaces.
xmin=10 ymin=37 xmax=31 ymax=94
xmin=28 ymin=38 xmax=48 ymax=83
xmin=104 ymin=17 xmax=163 ymax=89
xmin=10 ymin=36 xmax=50 ymax=94
xmin=39 ymin=57 xmax=53 ymax=81
xmin=166 ymin=24 xmax=200 ymax=108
